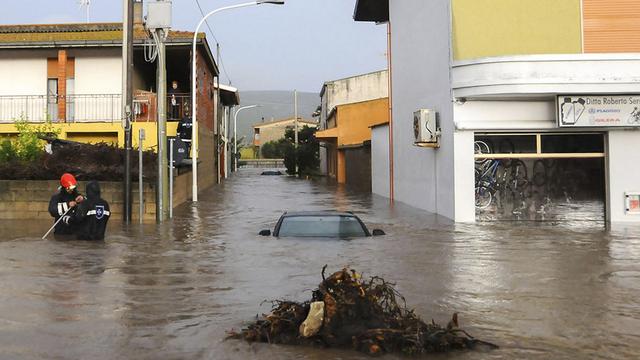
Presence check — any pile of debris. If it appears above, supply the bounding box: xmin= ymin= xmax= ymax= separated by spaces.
xmin=228 ymin=267 xmax=498 ymax=356
xmin=0 ymin=140 xmax=157 ymax=181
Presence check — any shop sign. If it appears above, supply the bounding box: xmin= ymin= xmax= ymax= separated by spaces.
xmin=557 ymin=95 xmax=640 ymax=127
xmin=625 ymin=192 xmax=640 ymax=215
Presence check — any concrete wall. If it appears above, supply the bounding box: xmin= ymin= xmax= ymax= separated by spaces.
xmin=0 ymin=50 xmax=49 ymax=121
xmin=0 ymin=122 xmax=178 ymax=150
xmin=0 ymin=180 xmax=156 ymax=221
xmin=607 ymin=130 xmax=640 ymax=222
xmin=371 ymin=124 xmax=389 ymax=198
xmin=0 ymin=51 xmax=47 ymax=96
xmin=73 ymin=48 xmax=121 ymax=94
xmin=320 ymin=70 xmax=388 ymax=130
xmin=390 ymin=0 xmax=455 ymax=219
xmin=327 ymin=98 xmax=389 ymax=147
xmin=0 ymin=172 xmax=196 ymax=222
xmin=451 ymin=0 xmax=582 ymax=60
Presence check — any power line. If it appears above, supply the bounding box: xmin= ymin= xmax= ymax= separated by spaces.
xmin=193 ymin=0 xmax=232 ymax=85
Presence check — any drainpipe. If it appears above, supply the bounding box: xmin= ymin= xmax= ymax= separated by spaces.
xmin=387 ymin=22 xmax=394 ymax=203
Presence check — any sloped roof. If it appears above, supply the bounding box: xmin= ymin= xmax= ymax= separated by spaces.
xmin=0 ymin=22 xmax=217 ymax=75
xmin=253 ymin=117 xmax=318 ymax=129
xmin=0 ymin=22 xmax=205 ymax=46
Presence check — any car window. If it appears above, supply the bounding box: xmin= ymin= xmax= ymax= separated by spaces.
xmin=278 ymin=215 xmax=367 ymax=238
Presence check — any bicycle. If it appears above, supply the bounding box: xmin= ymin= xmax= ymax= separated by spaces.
xmin=475 ymin=159 xmax=508 ymax=210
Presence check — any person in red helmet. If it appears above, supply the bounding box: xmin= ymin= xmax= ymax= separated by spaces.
xmin=47 ymin=173 xmax=84 ymax=237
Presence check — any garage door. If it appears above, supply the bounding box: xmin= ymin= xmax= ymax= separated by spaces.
xmin=474 ymin=133 xmax=605 ymax=221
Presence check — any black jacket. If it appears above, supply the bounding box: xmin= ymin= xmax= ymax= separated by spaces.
xmin=48 ymin=187 xmax=81 ymax=235
xmin=72 ymin=181 xmax=110 ymax=241
xmin=177 ymin=116 xmax=192 ymax=141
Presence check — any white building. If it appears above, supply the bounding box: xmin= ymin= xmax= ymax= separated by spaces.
xmin=355 ymin=0 xmax=640 ymax=223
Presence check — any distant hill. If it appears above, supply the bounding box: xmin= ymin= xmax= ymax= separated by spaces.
xmin=234 ymin=91 xmax=319 ymax=145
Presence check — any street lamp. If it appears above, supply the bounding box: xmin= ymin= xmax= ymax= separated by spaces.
xmin=233 ymin=104 xmax=260 ymax=172
xmin=191 ymin=0 xmax=284 ymax=201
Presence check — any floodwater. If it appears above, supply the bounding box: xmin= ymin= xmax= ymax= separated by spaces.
xmin=1 ymin=169 xmax=639 ymax=359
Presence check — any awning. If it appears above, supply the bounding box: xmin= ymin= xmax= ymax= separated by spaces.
xmin=353 ymin=0 xmax=389 ymax=22
xmin=315 ymin=127 xmax=339 ymax=139
xmin=216 ymin=84 xmax=240 ymax=106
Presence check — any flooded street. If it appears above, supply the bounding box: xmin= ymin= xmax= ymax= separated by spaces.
xmin=1 ymin=168 xmax=639 ymax=359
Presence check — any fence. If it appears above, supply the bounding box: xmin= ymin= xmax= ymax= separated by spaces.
xmin=0 ymin=94 xmax=122 ymax=123
xmin=0 ymin=93 xmax=193 ymax=124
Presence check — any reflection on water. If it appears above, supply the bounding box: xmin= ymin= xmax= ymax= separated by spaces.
xmin=0 ymin=168 xmax=639 ymax=359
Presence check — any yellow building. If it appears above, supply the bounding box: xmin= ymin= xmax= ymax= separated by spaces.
xmin=317 ymin=98 xmax=389 ymax=188
xmin=316 ymin=70 xmax=389 ymax=190
xmin=252 ymin=117 xmax=318 ymax=158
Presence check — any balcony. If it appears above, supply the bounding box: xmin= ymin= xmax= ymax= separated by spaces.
xmin=0 ymin=93 xmax=192 ymax=123
xmin=0 ymin=94 xmax=122 ymax=123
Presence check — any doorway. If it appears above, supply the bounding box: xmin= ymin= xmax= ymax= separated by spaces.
xmin=474 ymin=133 xmax=606 ymax=221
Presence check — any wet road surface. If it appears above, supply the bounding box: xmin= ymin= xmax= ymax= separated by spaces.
xmin=1 ymin=168 xmax=639 ymax=359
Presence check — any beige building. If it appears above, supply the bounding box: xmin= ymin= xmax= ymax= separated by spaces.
xmin=253 ymin=117 xmax=317 ymax=157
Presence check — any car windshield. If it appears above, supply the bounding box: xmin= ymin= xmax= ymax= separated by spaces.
xmin=277 ymin=215 xmax=367 ymax=238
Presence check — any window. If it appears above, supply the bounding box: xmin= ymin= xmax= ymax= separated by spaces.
xmin=278 ymin=215 xmax=367 ymax=237
xmin=47 ymin=78 xmax=58 ymax=120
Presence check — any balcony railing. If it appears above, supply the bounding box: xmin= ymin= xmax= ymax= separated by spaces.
xmin=0 ymin=94 xmax=122 ymax=123
xmin=167 ymin=93 xmax=191 ymax=121
xmin=0 ymin=93 xmax=193 ymax=123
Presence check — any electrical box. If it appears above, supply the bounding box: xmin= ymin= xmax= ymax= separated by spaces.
xmin=146 ymin=1 xmax=172 ymax=30
xmin=413 ymin=109 xmax=440 ymax=144
xmin=625 ymin=192 xmax=640 ymax=214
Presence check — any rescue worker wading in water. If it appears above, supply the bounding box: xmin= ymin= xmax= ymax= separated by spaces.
xmin=48 ymin=173 xmax=84 ymax=238
xmin=70 ymin=181 xmax=111 ymax=241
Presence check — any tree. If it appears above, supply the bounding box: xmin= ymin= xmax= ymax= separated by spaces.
xmin=261 ymin=137 xmax=293 ymax=159
xmin=283 ymin=125 xmax=320 ymax=176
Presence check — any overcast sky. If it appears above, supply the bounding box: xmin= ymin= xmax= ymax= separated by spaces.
xmin=0 ymin=0 xmax=387 ymax=93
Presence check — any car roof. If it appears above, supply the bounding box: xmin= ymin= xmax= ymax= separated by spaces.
xmin=282 ymin=211 xmax=357 ymax=217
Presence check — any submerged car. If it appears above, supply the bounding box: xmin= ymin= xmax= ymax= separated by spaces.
xmin=261 ymin=170 xmax=283 ymax=176
xmin=259 ymin=211 xmax=385 ymax=238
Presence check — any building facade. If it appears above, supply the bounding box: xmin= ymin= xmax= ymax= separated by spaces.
xmin=0 ymin=20 xmax=222 ymax=192
xmin=355 ymin=0 xmax=640 ymax=223
xmin=318 ymin=70 xmax=388 ymax=177
xmin=252 ymin=117 xmax=317 ymax=158
xmin=316 ymin=96 xmax=388 ymax=190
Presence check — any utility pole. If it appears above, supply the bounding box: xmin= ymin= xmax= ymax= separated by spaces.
xmin=216 ymin=43 xmax=222 ymax=185
xmin=294 ymin=89 xmax=299 ymax=175
xmin=156 ymin=28 xmax=169 ymax=222
xmin=122 ymin=0 xmax=134 ymax=223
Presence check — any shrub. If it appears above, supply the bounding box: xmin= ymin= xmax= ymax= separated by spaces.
xmin=11 ymin=117 xmax=60 ymax=162
xmin=0 ymin=139 xmax=16 ymax=162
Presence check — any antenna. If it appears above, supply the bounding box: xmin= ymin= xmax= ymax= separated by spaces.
xmin=78 ymin=0 xmax=91 ymax=23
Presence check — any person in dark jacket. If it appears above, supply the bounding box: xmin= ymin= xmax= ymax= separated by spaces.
xmin=177 ymin=109 xmax=192 ymax=156
xmin=70 ymin=181 xmax=110 ymax=241
xmin=48 ymin=173 xmax=84 ymax=237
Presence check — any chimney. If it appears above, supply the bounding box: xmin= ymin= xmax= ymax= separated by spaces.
xmin=134 ymin=0 xmax=144 ymax=26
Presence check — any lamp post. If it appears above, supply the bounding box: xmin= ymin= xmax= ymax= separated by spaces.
xmin=233 ymin=104 xmax=259 ymax=172
xmin=191 ymin=0 xmax=285 ymax=201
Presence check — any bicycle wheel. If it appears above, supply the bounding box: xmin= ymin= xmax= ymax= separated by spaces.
xmin=474 ymin=140 xmax=491 ymax=164
xmin=475 ymin=186 xmax=493 ymax=209
xmin=532 ymin=159 xmax=547 ymax=187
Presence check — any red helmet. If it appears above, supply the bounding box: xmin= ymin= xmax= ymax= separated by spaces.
xmin=60 ymin=173 xmax=77 ymax=190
